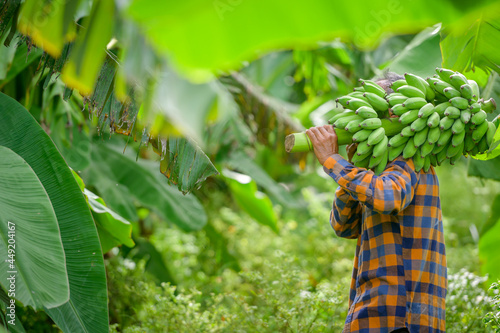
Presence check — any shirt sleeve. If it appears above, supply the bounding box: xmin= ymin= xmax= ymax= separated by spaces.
xmin=322 ymin=154 xmax=420 ymax=215
xmin=331 ymin=186 xmax=362 ymax=239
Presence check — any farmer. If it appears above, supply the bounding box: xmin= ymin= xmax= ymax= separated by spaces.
xmin=305 ymin=74 xmax=447 ymax=333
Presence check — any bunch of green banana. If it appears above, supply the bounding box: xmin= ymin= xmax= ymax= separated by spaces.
xmin=285 ymin=68 xmax=498 ymax=174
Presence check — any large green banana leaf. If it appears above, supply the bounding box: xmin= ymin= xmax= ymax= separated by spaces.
xmin=0 ymin=146 xmax=69 ymax=309
xmin=0 ymin=93 xmax=108 ymax=333
xmin=441 ymin=9 xmax=500 ymax=82
xmin=127 ymin=0 xmax=500 ymax=78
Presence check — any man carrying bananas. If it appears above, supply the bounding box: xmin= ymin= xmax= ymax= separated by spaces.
xmin=306 ymin=74 xmax=447 ymax=333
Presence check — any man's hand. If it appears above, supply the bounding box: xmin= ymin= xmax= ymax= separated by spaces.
xmin=305 ymin=125 xmax=339 ymax=165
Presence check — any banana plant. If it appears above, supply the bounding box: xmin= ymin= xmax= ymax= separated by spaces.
xmin=0 ymin=92 xmax=108 ymax=332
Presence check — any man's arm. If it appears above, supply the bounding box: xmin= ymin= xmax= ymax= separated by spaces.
xmin=306 ymin=125 xmax=420 ymax=215
xmin=323 ymin=154 xmax=419 ymax=215
xmin=331 ymin=187 xmax=362 ymax=239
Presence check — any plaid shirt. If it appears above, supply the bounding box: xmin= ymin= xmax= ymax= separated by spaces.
xmin=322 ymin=154 xmax=447 ymax=333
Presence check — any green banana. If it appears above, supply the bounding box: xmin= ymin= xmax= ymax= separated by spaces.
xmin=471 ymin=110 xmax=487 ymax=125
xmin=388 ymin=144 xmax=406 ymax=161
xmin=443 ymin=87 xmax=461 ymax=99
xmin=414 ymin=126 xmax=429 ymax=147
xmin=387 ymin=94 xmax=408 ymax=107
xmin=348 ymin=92 xmax=370 ymax=101
xmin=436 ymin=144 xmax=451 ymax=164
xmin=373 ymin=150 xmax=389 ymax=175
xmin=421 ymin=141 xmax=435 ymax=157
xmin=334 ymin=114 xmax=363 ymax=129
xmin=352 ymin=149 xmax=372 ymax=164
xmin=412 ymin=148 xmax=425 ymax=171
xmin=402 ymin=97 xmax=427 ymax=109
xmin=460 ymin=84 xmax=474 ymax=100
xmin=356 ymin=140 xmax=373 ymax=155
xmin=367 ymin=127 xmax=386 ymax=146
xmin=403 ymin=137 xmax=418 ymax=159
xmin=397 ymin=85 xmax=426 ymax=99
xmin=352 ymin=129 xmax=373 ymax=142
xmin=449 ymin=151 xmax=462 ymax=165
xmin=464 ymin=134 xmax=475 ymax=152
xmin=469 ymin=103 xmax=481 ymax=114
xmin=353 ymin=86 xmax=365 ymax=92
xmin=427 ymin=112 xmax=440 ymax=128
xmin=470 ymin=145 xmax=480 ymax=156
xmin=404 ymin=73 xmax=426 ymax=94
xmin=363 ymin=92 xmax=389 ymax=111
xmin=486 ymin=122 xmax=497 ymax=147
xmin=345 ymin=98 xmax=372 ymax=110
xmin=360 ymin=118 xmax=382 ymax=129
xmin=440 ymin=117 xmax=455 ymax=130
xmin=328 ymin=110 xmax=355 ymax=124
xmin=444 ymin=106 xmax=461 ymax=119
xmin=437 ymin=129 xmax=453 ymax=147
xmin=429 ymin=154 xmax=438 ymax=167
xmin=369 ymin=149 xmax=386 ymax=168
xmin=481 ymin=98 xmax=497 ymax=113
xmin=424 ymin=155 xmax=432 ymax=172
xmin=399 ymin=109 xmax=419 ymax=125
xmin=449 ymin=73 xmax=468 ymax=90
xmin=389 ymin=134 xmax=409 ymax=147
xmin=449 ymin=97 xmax=469 ymax=109
xmin=356 ymin=106 xmax=378 ymax=119
xmin=472 ymin=121 xmax=489 ymax=142
xmin=418 ymin=103 xmax=435 ymax=118
xmin=478 ymin=136 xmax=489 ymax=153
xmin=427 ymin=126 xmax=441 ymax=144
xmin=436 ymin=68 xmax=455 ymax=83
xmin=372 ymin=136 xmax=389 ymax=158
xmin=433 ymin=141 xmax=447 ymax=155
xmin=336 ymin=96 xmax=352 ymax=108
xmin=432 ymin=79 xmax=454 ymax=95
xmin=401 ymin=125 xmax=415 ymax=137
xmin=361 ymin=80 xmax=387 ymax=97
xmin=451 ymin=130 xmax=466 ymax=147
xmin=391 ymin=79 xmax=407 ymax=91
xmin=434 ymin=102 xmax=451 ymax=117
xmin=355 ymin=155 xmax=371 ymax=168
xmin=451 ymin=119 xmax=465 ymax=134
xmin=391 ymin=104 xmax=408 ymax=116
xmin=468 ymin=80 xmax=480 ymax=98
xmin=460 ymin=110 xmax=471 ymax=124
xmin=447 ymin=141 xmax=464 ymax=158
xmin=345 ymin=119 xmax=364 ymax=133
xmin=411 ymin=117 xmax=428 ymax=132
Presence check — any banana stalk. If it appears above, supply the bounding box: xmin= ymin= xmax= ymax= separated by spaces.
xmin=285 ymin=119 xmax=405 ymax=153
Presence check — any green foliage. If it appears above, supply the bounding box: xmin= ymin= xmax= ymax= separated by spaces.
xmin=84 ymin=141 xmax=208 ymax=231
xmin=106 ymin=256 xmax=346 ymax=333
xmin=222 ymin=169 xmax=279 ymax=233
xmin=483 ymin=282 xmax=500 ymax=331
xmin=446 ymin=270 xmax=495 ymax=332
xmin=441 ymin=6 xmax=500 ymax=83
xmin=479 ymin=218 xmax=500 ymax=284
xmin=386 ymin=25 xmax=442 ymax=78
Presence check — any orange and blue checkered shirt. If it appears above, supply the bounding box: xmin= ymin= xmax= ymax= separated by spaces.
xmin=322 ymin=154 xmax=447 ymax=333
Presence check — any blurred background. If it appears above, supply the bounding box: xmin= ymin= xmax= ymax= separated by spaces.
xmin=1 ymin=0 xmax=500 ymax=332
